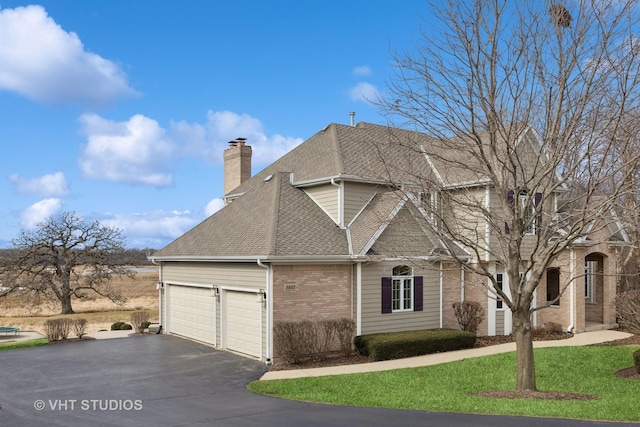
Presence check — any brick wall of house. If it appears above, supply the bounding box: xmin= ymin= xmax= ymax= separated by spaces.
xmin=272 ymin=264 xmax=352 ymax=323
xmin=441 ymin=263 xmax=463 ymax=330
xmin=463 ymin=276 xmax=490 ymax=336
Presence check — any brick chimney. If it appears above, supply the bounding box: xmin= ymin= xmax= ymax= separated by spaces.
xmin=223 ymin=137 xmax=252 ymax=196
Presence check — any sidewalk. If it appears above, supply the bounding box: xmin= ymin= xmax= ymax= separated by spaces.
xmin=0 ymin=329 xmax=135 ymax=343
xmin=260 ymin=330 xmax=633 ymax=381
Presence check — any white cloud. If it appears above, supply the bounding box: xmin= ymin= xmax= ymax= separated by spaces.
xmin=21 ymin=198 xmax=62 ymax=229
xmin=353 ymin=65 xmax=372 ymax=77
xmin=78 ymin=113 xmax=175 ymax=186
xmin=171 ymin=110 xmax=303 ymax=167
xmin=204 ymin=198 xmax=224 ymax=217
xmin=0 ymin=5 xmax=137 ymax=106
xmin=9 ymin=172 xmax=69 ymax=197
xmin=349 ymin=82 xmax=380 ymax=104
xmin=99 ymin=210 xmax=200 ymax=248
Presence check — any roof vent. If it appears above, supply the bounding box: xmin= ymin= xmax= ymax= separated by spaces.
xmin=264 ymin=174 xmax=273 ymax=182
xmin=349 ymin=112 xmax=356 ymax=126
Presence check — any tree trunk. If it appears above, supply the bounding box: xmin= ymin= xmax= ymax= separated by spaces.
xmin=60 ymin=295 xmax=74 ymax=315
xmin=512 ymin=308 xmax=536 ymax=391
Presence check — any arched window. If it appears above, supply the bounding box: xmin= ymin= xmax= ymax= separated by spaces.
xmin=392 ymin=265 xmax=413 ymax=311
xmin=381 ymin=266 xmax=423 ymax=314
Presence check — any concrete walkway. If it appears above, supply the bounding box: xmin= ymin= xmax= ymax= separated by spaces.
xmin=260 ymin=330 xmax=633 ymax=381
xmin=0 ymin=329 xmax=135 ymax=343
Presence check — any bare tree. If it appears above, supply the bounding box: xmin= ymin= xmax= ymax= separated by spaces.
xmin=0 ymin=211 xmax=132 ymax=314
xmin=376 ymin=0 xmax=640 ymax=391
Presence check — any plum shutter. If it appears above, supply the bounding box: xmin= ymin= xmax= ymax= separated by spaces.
xmin=414 ymin=276 xmax=423 ymax=311
xmin=381 ymin=277 xmax=392 ymax=313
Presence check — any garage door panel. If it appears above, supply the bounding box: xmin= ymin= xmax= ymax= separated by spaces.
xmin=225 ymin=291 xmax=261 ymax=358
xmin=168 ymin=285 xmax=215 ymax=345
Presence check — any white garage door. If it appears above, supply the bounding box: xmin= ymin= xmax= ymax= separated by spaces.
xmin=168 ymin=285 xmax=216 ymax=345
xmin=225 ymin=291 xmax=261 ymax=358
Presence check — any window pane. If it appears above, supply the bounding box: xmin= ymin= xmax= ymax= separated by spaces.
xmin=496 ymin=273 xmax=503 ymax=309
xmin=392 ymin=280 xmax=400 ymax=310
xmin=393 ymin=265 xmax=411 ymax=276
xmin=403 ymin=280 xmax=412 ymax=309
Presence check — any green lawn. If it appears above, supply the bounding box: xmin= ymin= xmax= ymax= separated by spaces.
xmin=249 ymin=345 xmax=640 ymax=422
xmin=0 ymin=338 xmax=48 ymax=351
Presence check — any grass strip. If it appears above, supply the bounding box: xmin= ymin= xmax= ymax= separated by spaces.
xmin=0 ymin=338 xmax=49 ymax=351
xmin=249 ymin=345 xmax=640 ymax=422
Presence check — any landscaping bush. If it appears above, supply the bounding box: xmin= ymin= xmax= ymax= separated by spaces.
xmin=120 ymin=323 xmax=133 ymax=330
xmin=273 ymin=317 xmax=357 ymax=364
xmin=111 ymin=321 xmax=125 ymax=331
xmin=43 ymin=319 xmax=62 ymax=341
xmin=72 ymin=318 xmax=88 ymax=338
xmin=452 ymin=301 xmax=486 ymax=334
xmin=354 ymin=329 xmax=476 ymax=361
xmin=42 ymin=318 xmax=74 ymax=341
xmin=333 ymin=318 xmax=356 ymax=356
xmin=634 ymin=349 xmax=640 ymax=374
xmin=615 ymin=290 xmax=640 ymax=334
xmin=130 ymin=311 xmax=150 ymax=333
xmin=274 ymin=320 xmax=306 ymax=364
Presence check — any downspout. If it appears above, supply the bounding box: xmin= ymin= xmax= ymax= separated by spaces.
xmin=439 ymin=261 xmax=443 ymax=328
xmin=257 ymin=259 xmax=272 ymax=365
xmin=150 ymin=258 xmax=163 ymax=333
xmin=567 ymin=248 xmax=575 ymax=334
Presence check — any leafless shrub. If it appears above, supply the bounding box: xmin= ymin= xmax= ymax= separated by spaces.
xmin=273 ymin=320 xmax=306 ymax=364
xmin=72 ymin=318 xmax=88 ymax=338
xmin=615 ymin=290 xmax=640 ymax=334
xmin=274 ymin=318 xmax=357 ymax=363
xmin=333 ymin=318 xmax=356 ymax=356
xmin=130 ymin=311 xmax=150 ymax=333
xmin=42 ymin=318 xmax=73 ymax=341
xmin=452 ymin=301 xmax=486 ymax=334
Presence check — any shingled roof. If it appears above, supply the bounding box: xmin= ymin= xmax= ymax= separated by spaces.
xmin=152 ymin=122 xmax=473 ymax=261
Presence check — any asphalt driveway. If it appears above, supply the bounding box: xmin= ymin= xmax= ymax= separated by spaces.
xmin=0 ymin=335 xmax=632 ymax=426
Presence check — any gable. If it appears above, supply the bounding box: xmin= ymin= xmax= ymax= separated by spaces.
xmin=370 ymin=204 xmax=439 ymax=257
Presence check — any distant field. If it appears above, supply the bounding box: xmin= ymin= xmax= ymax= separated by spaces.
xmin=0 ymin=270 xmax=159 ymax=334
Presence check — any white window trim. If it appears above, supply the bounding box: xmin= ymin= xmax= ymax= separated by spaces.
xmin=391 ymin=266 xmax=414 ymax=313
xmin=519 ymin=192 xmax=536 ymax=235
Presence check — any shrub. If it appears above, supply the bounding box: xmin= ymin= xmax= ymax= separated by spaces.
xmin=72 ymin=318 xmax=88 ymax=338
xmin=615 ymin=290 xmax=640 ymax=334
xmin=43 ymin=319 xmax=62 ymax=341
xmin=333 ymin=318 xmax=356 ymax=356
xmin=452 ymin=301 xmax=486 ymax=334
xmin=274 ymin=317 xmax=357 ymax=363
xmin=354 ymin=329 xmax=476 ymax=361
xmin=274 ymin=320 xmax=305 ymax=364
xmin=111 ymin=322 xmax=125 ymax=331
xmin=42 ymin=318 xmax=73 ymax=341
xmin=634 ymin=349 xmax=640 ymax=375
xmin=120 ymin=323 xmax=133 ymax=330
xmin=130 ymin=311 xmax=150 ymax=333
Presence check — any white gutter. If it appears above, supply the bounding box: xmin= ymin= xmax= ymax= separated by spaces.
xmin=256 ymin=259 xmax=272 ymax=365
xmin=568 ymin=248 xmax=575 ymax=334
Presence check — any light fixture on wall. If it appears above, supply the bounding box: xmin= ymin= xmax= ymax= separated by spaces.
xmin=212 ymin=286 xmax=220 ymax=297
xmin=257 ymin=289 xmax=266 ymax=302
xmin=156 ymin=281 xmax=164 ymax=290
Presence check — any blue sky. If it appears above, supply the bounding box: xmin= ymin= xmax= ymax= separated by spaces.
xmin=0 ymin=0 xmax=426 ymax=249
